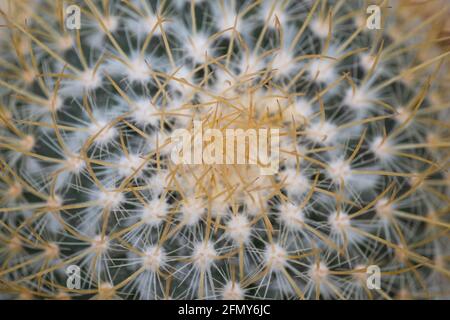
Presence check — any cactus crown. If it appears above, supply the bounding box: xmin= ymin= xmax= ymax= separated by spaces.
xmin=0 ymin=0 xmax=449 ymax=299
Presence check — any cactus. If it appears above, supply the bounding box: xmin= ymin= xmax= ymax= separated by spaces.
xmin=0 ymin=0 xmax=449 ymax=300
